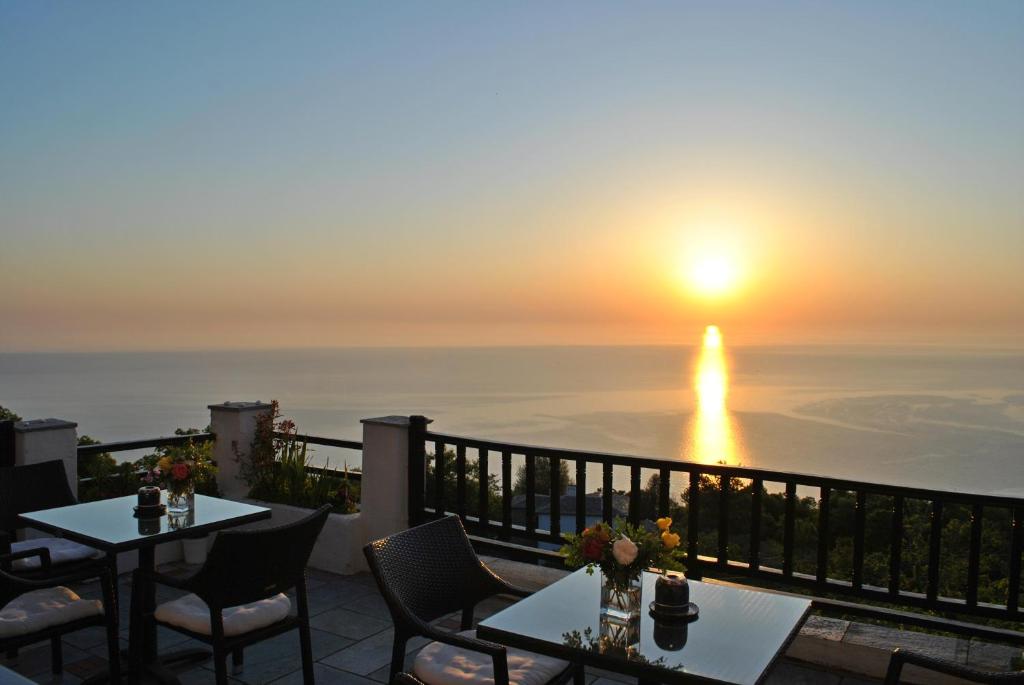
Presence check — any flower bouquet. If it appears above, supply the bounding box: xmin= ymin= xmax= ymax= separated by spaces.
xmin=561 ymin=518 xmax=684 ymax=621
xmin=158 ymin=452 xmax=196 ymax=514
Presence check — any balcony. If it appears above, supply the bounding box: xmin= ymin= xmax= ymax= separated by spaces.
xmin=2 ymin=402 xmax=1022 ymax=684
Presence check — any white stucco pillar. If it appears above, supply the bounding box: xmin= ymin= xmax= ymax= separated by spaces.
xmin=359 ymin=415 xmax=430 ymax=544
xmin=14 ymin=419 xmax=79 ymax=495
xmin=209 ymin=401 xmax=273 ymax=499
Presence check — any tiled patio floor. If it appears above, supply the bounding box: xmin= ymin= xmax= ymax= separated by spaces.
xmin=3 ymin=564 xmax=876 ymax=684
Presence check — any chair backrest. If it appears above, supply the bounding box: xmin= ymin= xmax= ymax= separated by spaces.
xmin=0 ymin=460 xmax=77 ymax=536
xmin=364 ymin=515 xmax=492 ymax=626
xmin=191 ymin=504 xmax=331 ymax=609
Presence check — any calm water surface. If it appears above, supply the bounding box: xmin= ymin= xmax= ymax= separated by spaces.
xmin=2 ymin=338 xmax=1023 ymax=496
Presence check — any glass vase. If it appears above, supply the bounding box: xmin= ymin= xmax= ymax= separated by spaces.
xmin=166 ymin=481 xmax=195 ymax=514
xmin=600 ymin=573 xmax=642 ymax=623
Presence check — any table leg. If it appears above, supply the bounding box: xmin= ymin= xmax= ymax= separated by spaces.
xmin=138 ymin=545 xmax=158 ymax=664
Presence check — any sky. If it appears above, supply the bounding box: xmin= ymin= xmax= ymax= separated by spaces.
xmin=1 ymin=1 xmax=1022 ymax=351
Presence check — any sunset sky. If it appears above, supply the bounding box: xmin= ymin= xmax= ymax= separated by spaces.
xmin=2 ymin=2 xmax=1022 ymax=351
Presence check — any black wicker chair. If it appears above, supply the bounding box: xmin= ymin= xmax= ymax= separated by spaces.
xmin=885 ymin=647 xmax=1024 ymax=684
xmin=0 ymin=460 xmax=104 ymax=577
xmin=133 ymin=504 xmax=331 ymax=685
xmin=364 ymin=515 xmax=581 ymax=685
xmin=0 ymin=546 xmax=120 ymax=681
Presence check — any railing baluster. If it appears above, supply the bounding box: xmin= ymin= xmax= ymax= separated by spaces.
xmin=927 ymin=500 xmax=943 ymax=602
xmin=687 ymin=471 xmax=700 ymax=578
xmin=658 ymin=467 xmax=670 ymax=518
xmin=478 ymin=448 xmax=489 ymax=525
xmin=575 ymin=458 xmax=586 ymax=533
xmin=455 ymin=444 xmax=467 ymax=520
xmin=783 ymin=482 xmax=796 ymax=578
xmin=1009 ymin=507 xmax=1022 ymax=615
xmin=717 ymin=475 xmax=729 ymax=568
xmin=602 ymin=463 xmax=613 ymax=522
xmin=434 ymin=440 xmax=445 ymax=516
xmin=750 ymin=478 xmax=762 ymax=571
xmin=550 ymin=457 xmax=561 ymax=540
xmin=629 ymin=465 xmax=641 ymax=525
xmin=525 ymin=453 xmax=536 ymax=535
xmin=853 ymin=490 xmax=866 ymax=589
xmin=817 ymin=487 xmax=830 ymax=585
xmin=501 ymin=451 xmax=512 ymax=539
xmin=966 ymin=503 xmax=983 ymax=607
xmin=889 ymin=495 xmax=903 ymax=597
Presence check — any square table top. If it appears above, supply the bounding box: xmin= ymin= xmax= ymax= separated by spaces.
xmin=478 ymin=569 xmax=810 ymax=685
xmin=19 ymin=494 xmax=271 ymax=552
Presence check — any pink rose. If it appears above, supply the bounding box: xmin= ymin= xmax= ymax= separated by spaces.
xmin=612 ymin=536 xmax=639 ymax=565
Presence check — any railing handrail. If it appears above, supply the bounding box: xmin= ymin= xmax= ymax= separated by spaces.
xmin=77 ymin=432 xmax=215 ymax=457
xmin=425 ymin=429 xmax=1024 ymax=508
xmin=271 ymin=431 xmax=362 ymax=451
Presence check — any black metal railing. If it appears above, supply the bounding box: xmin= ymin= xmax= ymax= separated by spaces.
xmin=272 ymin=431 xmax=363 ymax=482
xmin=407 ymin=416 xmax=1024 ymax=645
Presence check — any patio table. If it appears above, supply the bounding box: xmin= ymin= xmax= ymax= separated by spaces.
xmin=19 ymin=493 xmax=271 ymax=683
xmin=477 ymin=568 xmax=810 ymax=685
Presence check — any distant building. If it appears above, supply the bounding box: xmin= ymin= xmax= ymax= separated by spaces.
xmin=511 ymin=485 xmax=629 ymax=550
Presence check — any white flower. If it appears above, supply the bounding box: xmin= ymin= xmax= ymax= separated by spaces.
xmin=612 ymin=536 xmax=639 ymax=566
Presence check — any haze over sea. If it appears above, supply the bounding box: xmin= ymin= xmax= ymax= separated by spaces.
xmin=3 ymin=340 xmax=1023 ymax=497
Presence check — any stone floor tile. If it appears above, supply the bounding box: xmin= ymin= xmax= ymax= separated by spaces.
xmin=320 ymin=629 xmax=428 ymax=676
xmin=1 ymin=642 xmax=91 ymax=679
xmin=310 ymin=607 xmax=392 ymax=640
xmin=306 ymin=581 xmax=377 ymax=617
xmin=186 ymin=628 xmax=353 ymax=684
xmin=344 ymin=592 xmax=391 ymax=620
xmin=270 ymin=663 xmax=380 ymax=685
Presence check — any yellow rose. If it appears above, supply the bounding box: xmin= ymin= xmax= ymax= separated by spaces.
xmin=661 ymin=531 xmax=681 ymax=549
xmin=656 ymin=517 xmax=672 ymax=531
xmin=158 ymin=457 xmax=172 ymax=470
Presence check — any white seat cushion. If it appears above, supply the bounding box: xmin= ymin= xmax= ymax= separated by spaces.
xmin=154 ymin=592 xmax=291 ymax=637
xmin=10 ymin=538 xmax=102 ymax=571
xmin=0 ymin=586 xmax=103 ymax=638
xmin=414 ymin=629 xmax=569 ymax=685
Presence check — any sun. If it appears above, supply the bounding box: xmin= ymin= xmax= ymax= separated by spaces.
xmin=688 ymin=255 xmax=738 ymax=296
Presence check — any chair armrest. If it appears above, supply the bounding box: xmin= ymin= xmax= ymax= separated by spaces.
xmin=0 ymin=559 xmax=110 ymax=589
xmin=0 ymin=546 xmax=52 ymax=571
xmin=418 ymin=627 xmax=512 ymax=685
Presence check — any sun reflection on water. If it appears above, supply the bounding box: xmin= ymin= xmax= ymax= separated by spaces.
xmin=686 ymin=325 xmax=744 ymax=465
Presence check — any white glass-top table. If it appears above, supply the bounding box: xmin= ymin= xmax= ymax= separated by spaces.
xmin=478 ymin=569 xmax=810 ymax=685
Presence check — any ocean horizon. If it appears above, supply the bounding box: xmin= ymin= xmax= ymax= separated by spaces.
xmin=3 ymin=341 xmax=1023 ymax=497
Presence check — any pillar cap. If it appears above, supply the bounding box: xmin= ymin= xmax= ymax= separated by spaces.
xmin=14 ymin=418 xmax=78 ymax=433
xmin=360 ymin=415 xmax=432 ymax=427
xmin=208 ymin=401 xmax=274 ymax=413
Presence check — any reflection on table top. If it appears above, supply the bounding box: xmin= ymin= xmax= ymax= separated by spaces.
xmin=19 ymin=494 xmax=271 ymax=552
xmin=478 ymin=569 xmax=810 ymax=685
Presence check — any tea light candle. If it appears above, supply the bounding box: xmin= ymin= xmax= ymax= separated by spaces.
xmin=655 ymin=572 xmax=689 ymax=606
xmin=138 ymin=486 xmax=160 ymax=508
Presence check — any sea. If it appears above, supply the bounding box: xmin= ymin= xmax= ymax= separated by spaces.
xmin=2 ymin=341 xmax=1023 ymax=497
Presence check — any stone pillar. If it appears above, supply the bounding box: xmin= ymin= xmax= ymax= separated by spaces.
xmin=14 ymin=419 xmax=79 ymax=495
xmin=208 ymin=402 xmax=273 ymax=499
xmin=359 ymin=415 xmax=429 ymax=543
